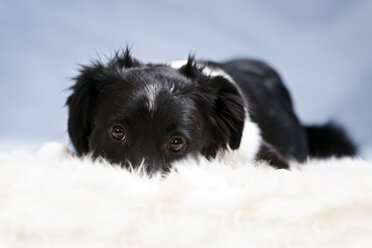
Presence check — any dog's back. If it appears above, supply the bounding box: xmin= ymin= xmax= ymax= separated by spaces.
xmin=216 ymin=59 xmax=356 ymax=160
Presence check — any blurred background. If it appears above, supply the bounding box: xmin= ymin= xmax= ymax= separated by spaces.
xmin=1 ymin=0 xmax=371 ymax=160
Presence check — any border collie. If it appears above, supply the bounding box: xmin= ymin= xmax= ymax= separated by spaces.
xmin=66 ymin=48 xmax=356 ymax=173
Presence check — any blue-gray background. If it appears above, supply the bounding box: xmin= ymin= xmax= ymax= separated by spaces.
xmin=1 ymin=0 xmax=371 ymax=160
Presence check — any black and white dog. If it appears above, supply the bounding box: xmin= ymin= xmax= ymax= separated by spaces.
xmin=66 ymin=49 xmax=356 ymax=173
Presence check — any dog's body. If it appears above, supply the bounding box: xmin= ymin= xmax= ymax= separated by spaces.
xmin=67 ymin=50 xmax=356 ymax=173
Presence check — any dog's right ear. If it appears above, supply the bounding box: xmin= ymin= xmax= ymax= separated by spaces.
xmin=67 ymin=49 xmax=141 ymax=155
xmin=66 ymin=63 xmax=105 ymax=156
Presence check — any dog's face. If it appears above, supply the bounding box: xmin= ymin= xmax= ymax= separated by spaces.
xmin=67 ymin=50 xmax=245 ymax=173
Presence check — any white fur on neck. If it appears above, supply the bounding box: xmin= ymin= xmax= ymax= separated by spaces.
xmin=222 ymin=119 xmax=262 ymax=163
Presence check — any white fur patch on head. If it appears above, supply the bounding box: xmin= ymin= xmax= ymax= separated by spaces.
xmin=144 ymin=83 xmax=175 ymax=114
xmin=144 ymin=84 xmax=162 ymax=112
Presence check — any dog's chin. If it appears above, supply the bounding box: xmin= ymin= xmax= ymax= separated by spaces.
xmin=89 ymin=134 xmax=203 ymax=174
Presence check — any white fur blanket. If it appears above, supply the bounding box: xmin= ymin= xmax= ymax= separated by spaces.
xmin=1 ymin=143 xmax=372 ymax=247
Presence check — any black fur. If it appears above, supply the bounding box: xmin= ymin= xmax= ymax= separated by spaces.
xmin=305 ymin=123 xmax=357 ymax=158
xmin=67 ymin=50 xmax=245 ymax=173
xmin=66 ymin=49 xmax=357 ymax=173
xmin=256 ymin=142 xmax=289 ymax=169
xmin=219 ymin=59 xmax=309 ymax=162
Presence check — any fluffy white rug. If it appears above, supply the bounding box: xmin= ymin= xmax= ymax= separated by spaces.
xmin=1 ymin=143 xmax=372 ymax=248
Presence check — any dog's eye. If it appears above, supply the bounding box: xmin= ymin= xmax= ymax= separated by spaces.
xmin=110 ymin=125 xmax=126 ymax=141
xmin=168 ymin=138 xmax=184 ymax=153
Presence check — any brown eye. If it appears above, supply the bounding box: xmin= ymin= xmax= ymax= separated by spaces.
xmin=110 ymin=125 xmax=126 ymax=141
xmin=168 ymin=138 xmax=184 ymax=153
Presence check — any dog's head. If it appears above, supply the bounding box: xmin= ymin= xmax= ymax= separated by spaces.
xmin=67 ymin=50 xmax=245 ymax=173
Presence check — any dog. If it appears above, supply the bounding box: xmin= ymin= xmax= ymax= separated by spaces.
xmin=66 ymin=48 xmax=356 ymax=173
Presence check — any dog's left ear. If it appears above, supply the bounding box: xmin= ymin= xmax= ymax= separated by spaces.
xmin=194 ymin=75 xmax=246 ymax=157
